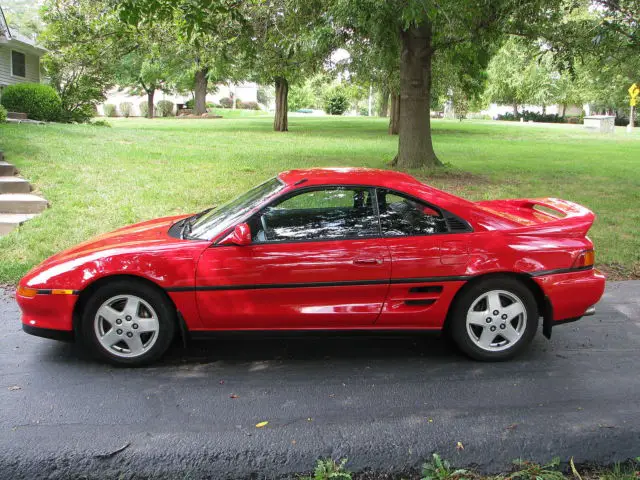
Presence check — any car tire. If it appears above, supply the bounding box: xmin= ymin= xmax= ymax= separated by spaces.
xmin=449 ymin=276 xmax=538 ymax=361
xmin=79 ymin=279 xmax=176 ymax=366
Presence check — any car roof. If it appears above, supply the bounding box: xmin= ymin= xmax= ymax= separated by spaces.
xmin=278 ymin=167 xmax=422 ymax=189
xmin=277 ymin=167 xmax=477 ymax=215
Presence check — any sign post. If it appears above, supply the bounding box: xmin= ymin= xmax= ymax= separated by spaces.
xmin=628 ymin=83 xmax=640 ymax=132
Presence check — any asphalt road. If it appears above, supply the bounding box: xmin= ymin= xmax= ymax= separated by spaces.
xmin=1 ymin=281 xmax=639 ymax=479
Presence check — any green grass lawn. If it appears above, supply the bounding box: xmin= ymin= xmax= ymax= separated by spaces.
xmin=0 ymin=116 xmax=638 ymax=284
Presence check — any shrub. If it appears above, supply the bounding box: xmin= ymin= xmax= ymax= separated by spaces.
xmin=185 ymin=98 xmax=195 ymax=109
xmin=206 ymin=101 xmax=220 ymax=108
xmin=324 ymin=89 xmax=349 ymax=115
xmin=156 ymin=100 xmax=175 ymax=117
xmin=90 ymin=119 xmax=111 ymax=127
xmin=119 ymin=102 xmax=132 ymax=118
xmin=0 ymin=83 xmax=62 ymax=121
xmin=238 ymin=101 xmax=259 ymax=110
xmin=496 ymin=110 xmax=567 ymax=123
xmin=139 ymin=101 xmax=149 ymax=117
xmin=219 ymin=97 xmax=233 ymax=108
xmin=0 ymin=105 xmax=6 ymax=123
xmin=103 ymin=103 xmax=117 ymax=117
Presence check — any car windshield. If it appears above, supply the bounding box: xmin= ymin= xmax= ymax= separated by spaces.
xmin=188 ymin=178 xmax=285 ymax=241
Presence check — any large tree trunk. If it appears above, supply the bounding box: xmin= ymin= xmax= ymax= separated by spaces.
xmin=561 ymin=103 xmax=566 ymax=117
xmin=147 ymin=90 xmax=155 ymax=119
xmin=394 ymin=23 xmax=441 ymax=168
xmin=513 ymin=102 xmax=519 ymax=116
xmin=273 ymin=77 xmax=289 ymax=132
xmin=194 ymin=68 xmax=209 ymax=115
xmin=379 ymin=87 xmax=390 ymax=117
xmin=388 ymin=93 xmax=400 ymax=135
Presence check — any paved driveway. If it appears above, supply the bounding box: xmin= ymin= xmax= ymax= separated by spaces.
xmin=1 ymin=281 xmax=639 ymax=479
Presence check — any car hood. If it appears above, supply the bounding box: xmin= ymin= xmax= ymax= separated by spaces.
xmin=21 ymin=215 xmax=207 ymax=288
xmin=42 ymin=215 xmax=190 ymax=265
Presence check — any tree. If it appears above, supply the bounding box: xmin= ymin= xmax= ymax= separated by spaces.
xmin=243 ymin=0 xmax=336 ymax=131
xmin=114 ymin=23 xmax=180 ymax=119
xmin=333 ymin=0 xmax=567 ymax=168
xmin=40 ymin=0 xmax=133 ymax=122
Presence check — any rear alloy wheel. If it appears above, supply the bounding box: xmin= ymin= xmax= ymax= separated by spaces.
xmin=450 ymin=278 xmax=538 ymax=361
xmin=80 ymin=280 xmax=176 ymax=366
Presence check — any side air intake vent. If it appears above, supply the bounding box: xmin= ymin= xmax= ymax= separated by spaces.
xmin=445 ymin=215 xmax=472 ymax=233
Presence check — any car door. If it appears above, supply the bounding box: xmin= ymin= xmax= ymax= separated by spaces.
xmin=194 ymin=186 xmax=391 ymax=330
xmin=374 ymin=188 xmax=473 ymax=328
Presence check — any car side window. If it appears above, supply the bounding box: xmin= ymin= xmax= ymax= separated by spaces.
xmin=377 ymin=189 xmax=449 ymax=236
xmin=253 ymin=187 xmax=379 ymax=243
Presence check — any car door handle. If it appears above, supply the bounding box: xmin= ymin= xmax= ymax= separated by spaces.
xmin=353 ymin=258 xmax=382 ymax=265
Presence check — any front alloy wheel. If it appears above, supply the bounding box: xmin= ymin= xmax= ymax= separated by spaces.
xmin=81 ymin=279 xmax=176 ymax=366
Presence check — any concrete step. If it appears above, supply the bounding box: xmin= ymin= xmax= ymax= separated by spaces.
xmin=0 ymin=213 xmax=37 ymax=235
xmin=0 ymin=194 xmax=48 ymax=214
xmin=0 ymin=161 xmax=16 ymax=176
xmin=0 ymin=177 xmax=31 ymax=194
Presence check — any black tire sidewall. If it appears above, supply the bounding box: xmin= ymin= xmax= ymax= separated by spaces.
xmin=79 ymin=280 xmax=176 ymax=366
xmin=450 ymin=277 xmax=539 ymax=361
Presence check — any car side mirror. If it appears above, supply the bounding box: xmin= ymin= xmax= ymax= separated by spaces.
xmin=219 ymin=223 xmax=252 ymax=246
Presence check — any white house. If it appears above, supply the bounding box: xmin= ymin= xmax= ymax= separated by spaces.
xmin=0 ymin=5 xmax=46 ymax=90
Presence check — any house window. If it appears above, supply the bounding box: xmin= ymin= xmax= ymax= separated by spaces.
xmin=11 ymin=51 xmax=26 ymax=78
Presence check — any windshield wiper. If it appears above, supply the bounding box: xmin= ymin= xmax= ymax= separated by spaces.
xmin=180 ymin=217 xmax=194 ymax=240
xmin=180 ymin=206 xmax=215 ymax=240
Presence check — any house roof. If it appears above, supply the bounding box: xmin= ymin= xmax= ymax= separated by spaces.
xmin=0 ymin=3 xmax=46 ymax=54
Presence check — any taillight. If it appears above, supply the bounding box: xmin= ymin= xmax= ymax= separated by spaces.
xmin=573 ymin=249 xmax=595 ymax=268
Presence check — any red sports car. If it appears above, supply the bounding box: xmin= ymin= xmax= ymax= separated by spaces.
xmin=17 ymin=168 xmax=605 ymax=365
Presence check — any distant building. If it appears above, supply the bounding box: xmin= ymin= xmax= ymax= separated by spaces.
xmin=0 ymin=4 xmax=46 ymax=90
xmin=98 ymin=82 xmax=260 ymax=117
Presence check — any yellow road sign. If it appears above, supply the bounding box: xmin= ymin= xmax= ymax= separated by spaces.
xmin=630 ymin=83 xmax=640 ymax=98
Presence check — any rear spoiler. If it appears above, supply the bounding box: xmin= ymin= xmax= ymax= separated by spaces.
xmin=476 ymin=197 xmax=596 ymax=237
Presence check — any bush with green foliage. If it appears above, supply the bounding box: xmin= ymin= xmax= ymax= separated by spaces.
xmin=103 ymin=104 xmax=117 ymax=117
xmin=237 ymin=101 xmax=259 ymax=110
xmin=139 ymin=101 xmax=149 ymax=117
xmin=497 ymin=110 xmax=566 ymax=123
xmin=185 ymin=98 xmax=195 ymax=109
xmin=324 ymin=89 xmax=349 ymax=115
xmin=219 ymin=97 xmax=233 ymax=108
xmin=119 ymin=102 xmax=132 ymax=118
xmin=0 ymin=83 xmax=62 ymax=121
xmin=0 ymin=105 xmax=6 ymax=123
xmin=156 ymin=100 xmax=174 ymax=117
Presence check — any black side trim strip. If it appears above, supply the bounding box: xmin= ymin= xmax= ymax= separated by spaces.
xmin=529 ymin=265 xmax=593 ymax=277
xmin=23 ymin=324 xmax=74 ymax=342
xmin=404 ymin=299 xmax=436 ymax=306
xmin=166 ymin=276 xmax=471 ymax=293
xmin=35 ymin=289 xmax=81 ymax=295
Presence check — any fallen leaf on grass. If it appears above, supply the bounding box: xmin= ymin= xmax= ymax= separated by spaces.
xmin=255 ymin=421 xmax=269 ymax=428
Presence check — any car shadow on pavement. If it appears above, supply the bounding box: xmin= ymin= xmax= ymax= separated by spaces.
xmin=40 ymin=332 xmax=478 ymax=368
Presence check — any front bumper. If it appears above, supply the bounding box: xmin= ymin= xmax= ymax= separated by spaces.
xmin=22 ymin=323 xmax=74 ymax=341
xmin=534 ymin=267 xmax=605 ymax=334
xmin=16 ymin=290 xmax=78 ymax=335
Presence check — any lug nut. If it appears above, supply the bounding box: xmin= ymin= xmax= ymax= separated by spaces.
xmin=486 ymin=318 xmax=492 ymax=323
xmin=116 ymin=319 xmax=122 ymax=325
xmin=500 ymin=324 xmax=506 ymax=330
xmin=493 ymin=310 xmax=499 ymax=315
xmin=116 ymin=329 xmax=123 ymax=335
xmin=125 ymin=315 xmax=132 ymax=321
xmin=132 ymin=324 xmax=139 ymax=329
xmin=490 ymin=326 xmax=497 ymax=332
xmin=126 ymin=332 xmax=133 ymax=338
xmin=501 ymin=314 xmax=508 ymax=320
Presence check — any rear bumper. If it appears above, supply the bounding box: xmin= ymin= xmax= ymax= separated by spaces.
xmin=534 ymin=267 xmax=605 ymax=329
